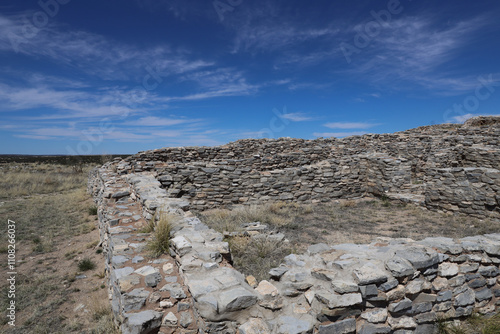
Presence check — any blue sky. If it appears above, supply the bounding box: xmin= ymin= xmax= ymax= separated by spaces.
xmin=1 ymin=0 xmax=500 ymax=154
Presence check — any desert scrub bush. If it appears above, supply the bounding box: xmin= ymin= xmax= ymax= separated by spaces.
xmin=146 ymin=214 xmax=176 ymax=257
xmin=78 ymin=258 xmax=96 ymax=271
xmin=228 ymin=236 xmax=292 ymax=281
xmin=88 ymin=205 xmax=98 ymax=215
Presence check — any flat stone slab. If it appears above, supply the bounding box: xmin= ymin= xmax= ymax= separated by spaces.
xmin=122 ymin=310 xmax=163 ymax=334
xmin=275 ymin=315 xmax=315 ymax=334
xmin=395 ymin=247 xmax=440 ymax=270
xmin=218 ymin=287 xmax=257 ymax=312
xmin=353 ymin=263 xmax=389 ymax=285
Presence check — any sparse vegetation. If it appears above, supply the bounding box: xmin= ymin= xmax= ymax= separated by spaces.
xmin=78 ymin=258 xmax=97 ymax=271
xmin=88 ymin=205 xmax=98 ymax=215
xmin=200 ymin=201 xmax=311 ymax=234
xmin=229 ymin=236 xmax=293 ymax=281
xmin=140 ymin=212 xmax=158 ymax=233
xmin=0 ymin=159 xmax=113 ymax=333
xmin=437 ymin=313 xmax=500 ymax=334
xmin=146 ymin=214 xmax=176 ymax=257
xmin=198 ymin=197 xmax=499 ymax=280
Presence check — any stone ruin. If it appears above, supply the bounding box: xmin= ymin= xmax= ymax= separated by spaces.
xmin=88 ymin=116 xmax=500 ymax=333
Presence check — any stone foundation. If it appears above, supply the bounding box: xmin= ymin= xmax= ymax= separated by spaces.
xmin=88 ymin=116 xmax=500 ymax=333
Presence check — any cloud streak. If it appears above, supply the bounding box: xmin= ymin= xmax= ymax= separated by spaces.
xmin=340 ymin=15 xmax=493 ymax=94
xmin=324 ymin=122 xmax=379 ymax=129
xmin=0 ymin=13 xmax=213 ymax=81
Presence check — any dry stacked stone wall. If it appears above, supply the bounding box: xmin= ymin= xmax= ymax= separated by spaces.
xmin=117 ymin=116 xmax=499 ymax=218
xmin=88 ymin=117 xmax=500 ymax=333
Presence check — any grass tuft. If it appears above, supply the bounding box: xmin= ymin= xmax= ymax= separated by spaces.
xmin=88 ymin=205 xmax=98 ymax=215
xmin=78 ymin=258 xmax=96 ymax=271
xmin=146 ymin=214 xmax=176 ymax=257
xmin=436 ymin=312 xmax=500 ymax=334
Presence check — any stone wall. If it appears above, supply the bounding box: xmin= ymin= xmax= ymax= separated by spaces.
xmin=88 ymin=116 xmax=500 ymax=333
xmin=88 ymin=162 xmax=500 ymax=334
xmin=111 ymin=116 xmax=500 ymax=218
xmin=425 ymin=167 xmax=500 ymax=218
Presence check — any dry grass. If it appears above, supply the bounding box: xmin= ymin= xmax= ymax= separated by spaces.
xmin=437 ymin=313 xmax=500 ymax=334
xmin=200 ymin=201 xmax=313 ymax=233
xmin=228 ymin=236 xmax=293 ymax=282
xmin=198 ymin=198 xmax=499 ymax=281
xmin=0 ymin=163 xmax=91 ymax=199
xmin=0 ymin=161 xmax=116 ymax=333
xmin=146 ymin=214 xmax=176 ymax=257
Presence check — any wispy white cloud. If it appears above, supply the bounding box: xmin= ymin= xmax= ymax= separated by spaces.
xmin=313 ymin=131 xmax=367 ymax=138
xmin=324 ymin=122 xmax=379 ymax=129
xmin=341 ymin=15 xmax=492 ymax=94
xmin=0 ymin=13 xmax=213 ymax=81
xmin=124 ymin=116 xmax=201 ymax=127
xmin=0 ymin=84 xmax=135 ymax=119
xmin=281 ymin=112 xmax=313 ymax=122
xmin=232 ymin=25 xmax=338 ymax=54
xmin=228 ymin=2 xmax=339 ymax=54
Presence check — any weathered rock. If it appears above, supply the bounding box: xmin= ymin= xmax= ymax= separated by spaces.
xmin=179 ymin=312 xmax=193 ymax=328
xmin=453 ymin=288 xmax=475 ymax=307
xmin=275 ymin=315 xmax=315 ymax=334
xmin=353 ymin=263 xmax=389 ymax=285
xmin=316 ymin=291 xmax=363 ymax=309
xmin=269 ymin=266 xmax=288 ymax=279
xmin=387 ymin=316 xmax=417 ymax=330
xmin=388 ymin=298 xmax=412 ymax=313
xmin=475 ymin=287 xmax=493 ymax=302
xmin=163 ymin=312 xmax=178 ymax=326
xmin=122 ymin=310 xmax=163 ymax=334
xmin=239 ymin=318 xmax=271 ymax=334
xmin=438 ymin=263 xmax=459 ymax=277
xmin=395 ymin=247 xmax=439 ymax=270
xmin=318 ymin=318 xmax=356 ymax=334
xmin=255 ymin=280 xmax=279 ymax=297
xmin=332 ymin=281 xmax=359 ymax=294
xmin=386 ymin=257 xmax=415 ymax=278
xmin=121 ymin=289 xmax=150 ymax=312
xmin=218 ymin=287 xmax=257 ymax=312
xmin=358 ymin=323 xmax=392 ymax=334
xmin=361 ymin=308 xmax=388 ymax=323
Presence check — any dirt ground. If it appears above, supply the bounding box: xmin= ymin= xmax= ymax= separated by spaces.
xmin=0 ymin=163 xmax=117 ymax=334
xmin=198 ymin=198 xmax=499 ymax=281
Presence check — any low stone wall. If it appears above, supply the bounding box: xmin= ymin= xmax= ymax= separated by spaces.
xmin=109 ymin=117 xmax=500 ymax=218
xmin=88 ymin=167 xmax=199 ymax=334
xmin=89 ymin=163 xmax=500 ymax=334
xmin=154 ymin=157 xmax=365 ymax=210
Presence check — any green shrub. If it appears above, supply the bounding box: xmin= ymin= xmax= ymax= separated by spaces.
xmin=88 ymin=206 xmax=98 ymax=215
xmin=78 ymin=258 xmax=96 ymax=271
